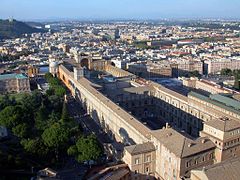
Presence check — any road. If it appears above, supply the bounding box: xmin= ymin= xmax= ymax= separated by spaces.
xmin=66 ymin=95 xmax=123 ymax=161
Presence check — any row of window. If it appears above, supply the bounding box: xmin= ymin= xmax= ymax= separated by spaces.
xmin=157 ymin=91 xmax=240 ymax=121
xmin=157 ymin=98 xmax=211 ymax=123
xmin=230 ymin=129 xmax=240 ymax=136
xmin=124 ymin=99 xmax=154 ymax=108
xmin=134 ymin=167 xmax=150 ymax=175
xmin=186 ymin=153 xmax=214 ymax=168
xmin=224 ymin=138 xmax=240 ymax=147
xmin=134 ymin=155 xmax=151 ymax=165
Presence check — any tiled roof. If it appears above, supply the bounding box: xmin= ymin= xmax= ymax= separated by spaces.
xmin=151 ymin=128 xmax=215 ymax=158
xmin=191 ymin=158 xmax=240 ymax=180
xmin=124 ymin=142 xmax=155 ymax=155
xmin=205 ymin=117 xmax=240 ymax=132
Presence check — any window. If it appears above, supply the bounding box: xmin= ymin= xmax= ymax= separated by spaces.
xmin=145 ymin=167 xmax=149 ymax=173
xmin=135 ymin=158 xmax=140 ymax=165
xmin=145 ymin=155 xmax=151 ymax=162
xmin=186 ymin=161 xmax=191 ymax=168
xmin=173 ymin=169 xmax=176 ymax=178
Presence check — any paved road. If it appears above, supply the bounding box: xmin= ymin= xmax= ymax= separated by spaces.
xmin=66 ymin=95 xmax=123 ymax=161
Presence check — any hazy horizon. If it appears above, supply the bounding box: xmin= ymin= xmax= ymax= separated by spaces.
xmin=1 ymin=0 xmax=240 ymax=21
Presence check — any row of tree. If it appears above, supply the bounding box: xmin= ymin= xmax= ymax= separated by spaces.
xmin=0 ymin=73 xmax=103 ymax=170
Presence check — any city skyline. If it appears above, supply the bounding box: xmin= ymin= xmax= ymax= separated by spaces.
xmin=1 ymin=0 xmax=240 ymax=21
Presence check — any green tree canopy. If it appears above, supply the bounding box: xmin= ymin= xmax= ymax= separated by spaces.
xmin=35 ymin=104 xmax=49 ymax=131
xmin=68 ymin=134 xmax=102 ymax=163
xmin=189 ymin=70 xmax=201 ymax=78
xmin=21 ymin=138 xmax=49 ymax=157
xmin=42 ymin=122 xmax=70 ymax=149
xmin=221 ymin=68 xmax=232 ymax=76
xmin=0 ymin=95 xmax=16 ymax=110
xmin=61 ymin=102 xmax=69 ymax=122
xmin=12 ymin=123 xmax=28 ymax=138
xmin=0 ymin=105 xmax=23 ymax=128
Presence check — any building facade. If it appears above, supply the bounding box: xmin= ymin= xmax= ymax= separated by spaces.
xmin=0 ymin=73 xmax=31 ymax=94
xmin=55 ymin=60 xmax=240 ymax=180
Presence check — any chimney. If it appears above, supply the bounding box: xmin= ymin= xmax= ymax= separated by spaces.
xmin=166 ymin=123 xmax=169 ymax=129
xmin=188 ymin=143 xmax=194 ymax=147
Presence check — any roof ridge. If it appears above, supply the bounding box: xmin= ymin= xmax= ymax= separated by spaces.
xmin=132 ymin=144 xmax=138 ymax=152
xmin=180 ymin=137 xmax=187 ymax=158
xmin=224 ymin=118 xmax=227 ymax=132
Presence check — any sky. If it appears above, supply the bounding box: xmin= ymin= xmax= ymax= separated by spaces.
xmin=0 ymin=0 xmax=240 ymax=21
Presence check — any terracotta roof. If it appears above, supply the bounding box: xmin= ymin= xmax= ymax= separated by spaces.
xmin=105 ymin=168 xmax=130 ymax=180
xmin=205 ymin=117 xmax=240 ymax=132
xmin=124 ymin=142 xmax=155 ymax=155
xmin=191 ymin=158 xmax=240 ymax=180
xmin=151 ymin=128 xmax=215 ymax=158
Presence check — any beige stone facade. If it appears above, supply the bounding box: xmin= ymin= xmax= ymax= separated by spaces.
xmin=56 ymin=61 xmax=240 ymax=180
xmin=201 ymin=117 xmax=240 ymax=163
xmin=182 ymin=77 xmax=237 ymax=94
xmin=204 ymin=59 xmax=240 ymax=74
xmin=123 ymin=142 xmax=156 ymax=180
xmin=0 ymin=73 xmax=31 ymax=94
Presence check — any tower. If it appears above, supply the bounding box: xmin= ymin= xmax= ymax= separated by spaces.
xmin=49 ymin=59 xmax=59 ymax=77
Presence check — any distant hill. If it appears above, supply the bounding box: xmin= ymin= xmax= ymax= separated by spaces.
xmin=0 ymin=19 xmax=45 ymax=39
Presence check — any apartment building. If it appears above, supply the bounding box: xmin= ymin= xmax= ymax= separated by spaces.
xmin=204 ymin=58 xmax=240 ymax=74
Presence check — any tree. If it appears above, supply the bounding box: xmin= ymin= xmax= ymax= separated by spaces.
xmin=45 ymin=73 xmax=53 ymax=82
xmin=35 ymin=104 xmax=49 ymax=131
xmin=48 ymin=95 xmax=62 ymax=113
xmin=21 ymin=138 xmax=49 ymax=157
xmin=221 ymin=68 xmax=232 ymax=76
xmin=12 ymin=123 xmax=28 ymax=138
xmin=61 ymin=102 xmax=69 ymax=122
xmin=46 ymin=88 xmax=55 ymax=96
xmin=54 ymin=86 xmax=66 ymax=97
xmin=0 ymin=95 xmax=16 ymax=110
xmin=42 ymin=122 xmax=70 ymax=149
xmin=45 ymin=73 xmax=66 ymax=97
xmin=67 ymin=145 xmax=78 ymax=156
xmin=234 ymin=79 xmax=240 ymax=90
xmin=0 ymin=105 xmax=23 ymax=128
xmin=189 ymin=70 xmax=201 ymax=78
xmin=68 ymin=134 xmax=102 ymax=163
xmin=47 ymin=111 xmax=60 ymax=126
xmin=42 ymin=123 xmax=70 ymax=160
